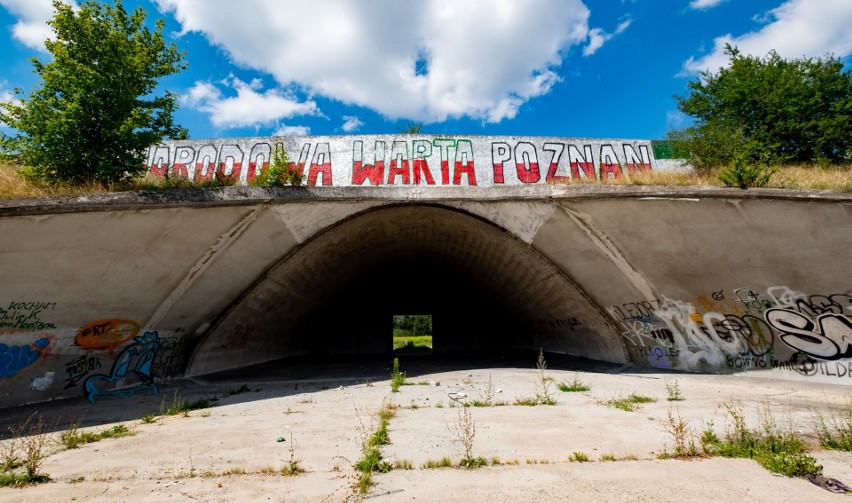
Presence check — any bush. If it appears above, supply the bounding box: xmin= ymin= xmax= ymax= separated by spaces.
xmin=673 ymin=45 xmax=851 ymax=168
xmin=252 ymin=144 xmax=302 ymax=187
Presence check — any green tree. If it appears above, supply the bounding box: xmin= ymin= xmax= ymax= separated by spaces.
xmin=0 ymin=0 xmax=187 ymax=184
xmin=672 ymin=45 xmax=852 ymax=168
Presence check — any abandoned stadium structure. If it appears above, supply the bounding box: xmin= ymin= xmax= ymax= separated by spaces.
xmin=1 ymin=134 xmax=850 ymax=408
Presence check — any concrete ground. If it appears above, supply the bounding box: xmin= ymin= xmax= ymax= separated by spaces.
xmin=1 ymin=353 xmax=851 ymax=502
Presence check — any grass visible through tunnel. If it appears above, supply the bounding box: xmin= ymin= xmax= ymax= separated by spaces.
xmin=392 ymin=314 xmax=432 ymax=355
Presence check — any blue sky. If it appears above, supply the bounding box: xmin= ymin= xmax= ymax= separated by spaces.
xmin=1 ymin=0 xmax=850 ymax=141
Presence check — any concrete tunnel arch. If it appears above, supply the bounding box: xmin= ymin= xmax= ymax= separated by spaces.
xmin=186 ymin=204 xmax=626 ymax=376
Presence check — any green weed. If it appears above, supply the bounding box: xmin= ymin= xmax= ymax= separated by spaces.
xmin=0 ymin=414 xmax=50 ymax=486
xmin=280 ymin=433 xmax=304 ymax=476
xmin=390 ymin=358 xmax=406 ymax=392
xmin=558 ymin=373 xmax=591 ymax=393
xmin=421 ymin=457 xmax=453 ymax=469
xmin=534 ymin=349 xmax=557 ymax=405
xmin=354 ymin=400 xmax=396 ymax=494
xmin=666 ymin=380 xmax=684 ymax=401
xmin=569 ymin=452 xmax=590 ymax=462
xmin=692 ymin=403 xmax=821 ymax=478
xmin=606 ymin=394 xmax=657 ymax=412
xmin=513 ymin=396 xmax=540 ymax=406
xmin=459 ymin=456 xmax=488 ymax=469
xmin=813 ymin=400 xmax=852 ymax=451
xmin=392 ymin=459 xmax=413 ymax=470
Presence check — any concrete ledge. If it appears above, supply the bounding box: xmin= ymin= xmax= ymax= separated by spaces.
xmin=1 ymin=184 xmax=850 ymax=216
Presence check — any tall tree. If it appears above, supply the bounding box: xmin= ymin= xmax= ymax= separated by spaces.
xmin=0 ymin=0 xmax=187 ymax=184
xmin=673 ymin=45 xmax=851 ymax=167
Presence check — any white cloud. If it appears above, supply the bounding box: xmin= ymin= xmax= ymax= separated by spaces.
xmin=0 ymin=0 xmax=76 ymax=50
xmin=181 ymin=75 xmax=319 ymax=129
xmin=583 ymin=28 xmax=610 ymax=57
xmin=341 ymin=116 xmax=363 ymax=133
xmin=0 ymin=81 xmax=12 ymax=128
xmin=683 ymin=0 xmax=852 ymax=74
xmin=273 ymin=125 xmax=310 ymax=136
xmin=689 ymin=0 xmax=727 ymax=10
xmin=666 ymin=110 xmax=689 ymax=130
xmin=154 ymin=0 xmax=595 ymax=123
xmin=583 ymin=18 xmax=631 ymax=56
xmin=0 ymin=80 xmax=11 ymax=102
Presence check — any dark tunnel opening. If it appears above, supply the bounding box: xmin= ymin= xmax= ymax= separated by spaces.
xmin=297 ymin=257 xmax=532 ymax=357
xmin=187 ymin=204 xmax=622 ymax=376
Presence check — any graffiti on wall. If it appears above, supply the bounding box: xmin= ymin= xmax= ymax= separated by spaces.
xmin=0 ymin=301 xmax=57 ymax=331
xmin=84 ymin=330 xmax=160 ymax=403
xmin=145 ymin=136 xmax=667 ymax=187
xmin=64 ymin=354 xmax=102 ymax=389
xmin=0 ymin=337 xmax=51 ymax=378
xmin=151 ymin=335 xmax=188 ymax=378
xmin=0 ymin=301 xmax=58 ymax=383
xmin=610 ymin=286 xmax=852 ymax=377
xmin=75 ymin=318 xmax=142 ymax=353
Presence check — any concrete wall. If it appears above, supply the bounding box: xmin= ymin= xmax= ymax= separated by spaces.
xmin=145 ymin=135 xmax=685 ymax=187
xmin=1 ymin=179 xmax=850 ymax=409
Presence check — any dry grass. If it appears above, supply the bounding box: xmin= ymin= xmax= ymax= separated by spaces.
xmin=605 ymin=170 xmax=723 ymax=187
xmin=1 ymin=161 xmax=850 ymax=199
xmin=766 ymin=164 xmax=852 ymax=192
xmin=609 ymin=164 xmax=852 ymax=192
xmin=0 ymin=163 xmax=110 ymax=199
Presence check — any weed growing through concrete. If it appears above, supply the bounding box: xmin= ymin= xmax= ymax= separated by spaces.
xmin=534 ymin=349 xmax=557 ymax=405
xmin=0 ymin=414 xmax=51 ymax=487
xmin=159 ymin=391 xmax=214 ymax=417
xmin=281 ymin=433 xmax=304 ymax=476
xmin=513 ymin=396 xmax=540 ymax=406
xmin=354 ymin=400 xmax=396 ymax=494
xmin=421 ymin=457 xmax=453 ymax=469
xmin=662 ymin=407 xmax=699 ymax=458
xmin=569 ymin=452 xmax=590 ymax=462
xmin=663 ymin=402 xmax=823 ymax=478
xmin=558 ymin=373 xmax=591 ymax=392
xmin=813 ymin=398 xmax=852 ymax=451
xmin=472 ymin=372 xmax=496 ymax=407
xmin=392 ymin=459 xmax=413 ymax=470
xmin=666 ymin=380 xmax=684 ymax=401
xmin=514 ymin=351 xmax=558 ymax=406
xmin=452 ymin=404 xmax=486 ymax=468
xmin=60 ymin=423 xmax=133 ymax=449
xmin=390 ymin=358 xmax=406 ymax=392
xmin=141 ymin=414 xmax=156 ymax=424
xmin=599 ymin=453 xmax=617 ymax=462
xmin=605 ymin=394 xmax=656 ymax=412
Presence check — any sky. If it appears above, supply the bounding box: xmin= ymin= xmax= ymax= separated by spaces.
xmin=0 ymin=0 xmax=850 ymax=141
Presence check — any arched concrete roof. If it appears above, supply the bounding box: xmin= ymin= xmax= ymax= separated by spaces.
xmin=187 ymin=204 xmax=622 ymax=376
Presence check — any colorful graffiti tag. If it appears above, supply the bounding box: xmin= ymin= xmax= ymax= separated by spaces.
xmin=611 ymin=287 xmax=852 ymax=376
xmin=75 ymin=319 xmax=141 ymax=353
xmin=84 ymin=331 xmax=160 ymax=403
xmin=0 ymin=337 xmax=51 ymax=378
xmin=146 ymin=136 xmax=675 ymax=187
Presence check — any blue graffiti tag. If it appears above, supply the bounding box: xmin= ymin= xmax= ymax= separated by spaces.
xmin=0 ymin=338 xmax=49 ymax=378
xmin=84 ymin=331 xmax=159 ymax=403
